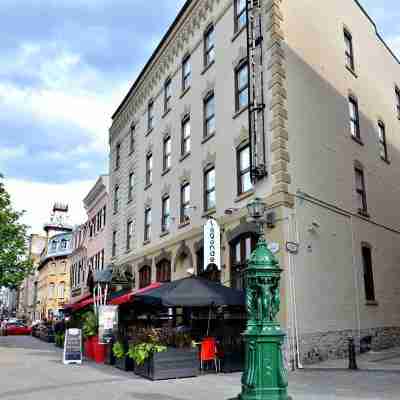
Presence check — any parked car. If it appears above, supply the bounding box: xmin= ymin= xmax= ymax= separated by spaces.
xmin=4 ymin=322 xmax=32 ymax=336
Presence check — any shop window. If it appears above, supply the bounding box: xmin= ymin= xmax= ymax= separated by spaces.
xmin=230 ymin=234 xmax=257 ymax=289
xmin=156 ymin=260 xmax=171 ymax=283
xmin=139 ymin=265 xmax=151 ymax=288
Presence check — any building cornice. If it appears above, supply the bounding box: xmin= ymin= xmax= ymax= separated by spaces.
xmin=83 ymin=175 xmax=108 ymax=209
xmin=109 ymin=0 xmax=229 ymax=140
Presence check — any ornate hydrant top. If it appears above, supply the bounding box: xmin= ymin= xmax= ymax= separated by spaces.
xmin=245 ymin=235 xmax=282 ymax=328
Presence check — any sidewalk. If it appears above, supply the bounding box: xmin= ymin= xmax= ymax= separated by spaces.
xmin=304 ymin=346 xmax=400 ymax=371
xmin=1 ymin=336 xmax=400 ymax=400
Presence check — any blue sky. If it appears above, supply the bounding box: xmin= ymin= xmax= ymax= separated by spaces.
xmin=0 ymin=0 xmax=398 ymax=232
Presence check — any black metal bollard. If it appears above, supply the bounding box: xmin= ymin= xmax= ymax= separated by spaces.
xmin=348 ymin=337 xmax=358 ymax=370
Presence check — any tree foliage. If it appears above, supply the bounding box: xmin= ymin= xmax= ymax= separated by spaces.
xmin=0 ymin=174 xmax=33 ymax=288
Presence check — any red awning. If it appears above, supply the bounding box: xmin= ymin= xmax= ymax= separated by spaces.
xmin=110 ymin=283 xmax=162 ymax=305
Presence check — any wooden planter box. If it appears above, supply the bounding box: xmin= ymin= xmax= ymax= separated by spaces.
xmin=115 ymin=355 xmax=134 ymax=371
xmin=134 ymin=347 xmax=198 ymax=381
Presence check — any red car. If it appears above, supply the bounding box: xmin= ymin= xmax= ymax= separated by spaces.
xmin=5 ymin=323 xmax=32 ymax=335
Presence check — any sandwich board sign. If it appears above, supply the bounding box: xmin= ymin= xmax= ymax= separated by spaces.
xmin=63 ymin=328 xmax=82 ymax=365
xmin=204 ymin=218 xmax=221 ymax=271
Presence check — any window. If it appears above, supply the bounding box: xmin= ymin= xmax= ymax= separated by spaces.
xmin=161 ymin=196 xmax=170 ymax=233
xmin=164 ymin=78 xmax=172 ymax=113
xmin=103 ymin=206 xmax=106 ymax=226
xmin=58 ymin=282 xmax=65 ymax=299
xmin=377 ymin=121 xmax=388 ymax=161
xmin=144 ymin=207 xmax=151 ymax=242
xmin=234 ymin=0 xmax=247 ymax=32
xmin=204 ymin=91 xmax=216 ymax=137
xmin=361 ymin=245 xmax=375 ymax=302
xmin=129 ymin=124 xmax=135 ymax=154
xmin=349 ymin=96 xmax=361 ymax=140
xmin=114 ymin=185 xmax=119 ymax=213
xmin=148 ymin=100 xmax=154 ymax=131
xmin=180 ymin=182 xmax=191 ymax=223
xmin=204 ymin=167 xmax=216 ymax=211
xmin=355 ymin=166 xmax=367 ymax=214
xmin=344 ymin=29 xmax=355 ymax=71
xmin=92 ymin=217 xmax=96 ymax=235
xmin=112 ymin=230 xmax=117 ymax=257
xmin=181 ymin=115 xmax=191 ymax=156
xmin=204 ymin=25 xmax=215 ymax=67
xmin=163 ymin=136 xmax=171 ymax=171
xmin=235 ymin=61 xmax=249 ymax=111
xmin=237 ymin=144 xmax=252 ymax=194
xmin=156 ymin=260 xmax=171 ymax=283
xmin=101 ymin=249 xmax=105 ymax=269
xmin=182 ymin=55 xmax=191 ymax=91
xmin=396 ymin=86 xmax=400 ymax=118
xmin=128 ymin=172 xmax=135 ymax=201
xmin=60 ymin=239 xmax=67 ymax=249
xmin=146 ymin=152 xmax=153 ymax=186
xmin=51 ymin=240 xmax=57 ymax=250
xmin=230 ymin=234 xmax=257 ymax=289
xmin=139 ymin=266 xmax=151 ymax=289
xmin=49 ymin=283 xmax=55 ymax=299
xmin=126 ymin=220 xmax=133 ymax=251
xmin=115 ymin=143 xmax=121 ymax=170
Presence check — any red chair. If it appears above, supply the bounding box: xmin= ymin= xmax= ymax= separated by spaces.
xmin=200 ymin=337 xmax=218 ymax=373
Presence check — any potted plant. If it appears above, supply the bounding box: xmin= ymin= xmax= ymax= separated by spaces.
xmin=113 ymin=341 xmax=134 ymax=371
xmin=82 ymin=311 xmax=105 ymax=362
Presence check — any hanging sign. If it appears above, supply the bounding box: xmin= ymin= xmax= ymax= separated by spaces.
xmin=204 ymin=218 xmax=221 ymax=271
xmin=63 ymin=328 xmax=82 ymax=365
xmin=98 ymin=305 xmax=118 ymax=344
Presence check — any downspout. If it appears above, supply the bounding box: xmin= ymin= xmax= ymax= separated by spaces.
xmin=292 ymin=212 xmax=303 ymax=368
xmin=350 ymin=216 xmax=361 ymax=343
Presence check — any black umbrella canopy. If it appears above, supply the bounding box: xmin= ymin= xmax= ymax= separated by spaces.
xmin=135 ymin=276 xmax=245 ymax=307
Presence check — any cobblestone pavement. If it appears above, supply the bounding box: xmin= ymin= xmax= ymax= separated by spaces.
xmin=1 ymin=336 xmax=400 ymax=400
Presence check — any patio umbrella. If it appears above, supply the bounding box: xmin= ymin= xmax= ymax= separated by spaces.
xmin=134 ymin=276 xmax=245 ymax=307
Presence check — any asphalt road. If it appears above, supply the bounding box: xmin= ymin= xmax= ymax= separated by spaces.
xmin=1 ymin=336 xmax=400 ymax=400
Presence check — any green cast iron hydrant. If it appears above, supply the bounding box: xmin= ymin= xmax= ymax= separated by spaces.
xmin=238 ymin=234 xmax=289 ymax=400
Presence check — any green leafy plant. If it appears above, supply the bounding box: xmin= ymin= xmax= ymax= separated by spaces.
xmin=0 ymin=174 xmax=33 ymax=288
xmin=82 ymin=311 xmax=98 ymax=339
xmin=112 ymin=341 xmax=126 ymax=360
xmin=55 ymin=332 xmax=65 ymax=347
xmin=127 ymin=342 xmax=166 ymax=366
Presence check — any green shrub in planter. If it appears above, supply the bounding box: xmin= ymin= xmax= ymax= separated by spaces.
xmin=112 ymin=341 xmax=126 ymax=360
xmin=127 ymin=342 xmax=166 ymax=366
xmin=82 ymin=311 xmax=98 ymax=339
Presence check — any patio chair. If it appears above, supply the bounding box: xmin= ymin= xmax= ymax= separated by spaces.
xmin=200 ymin=337 xmax=219 ymax=373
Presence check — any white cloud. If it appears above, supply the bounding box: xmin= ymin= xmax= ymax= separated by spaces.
xmin=0 ymin=42 xmax=128 ymax=154
xmin=4 ymin=178 xmax=94 ymax=234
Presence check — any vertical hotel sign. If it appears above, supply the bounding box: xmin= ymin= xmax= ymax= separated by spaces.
xmin=204 ymin=218 xmax=221 ymax=271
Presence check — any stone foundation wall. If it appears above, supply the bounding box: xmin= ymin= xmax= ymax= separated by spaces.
xmin=299 ymin=326 xmax=400 ymax=364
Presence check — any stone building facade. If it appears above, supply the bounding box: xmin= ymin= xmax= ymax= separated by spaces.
xmin=70 ymin=175 xmax=109 ymax=302
xmin=37 ymin=232 xmax=72 ymax=319
xmin=17 ymin=234 xmax=47 ymax=322
xmin=108 ymin=0 xmax=400 ymax=366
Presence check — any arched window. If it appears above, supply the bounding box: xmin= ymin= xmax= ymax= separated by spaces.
xmin=230 ymin=233 xmax=257 ymax=290
xmin=156 ymin=260 xmax=171 ymax=283
xmin=139 ymin=266 xmax=151 ymax=288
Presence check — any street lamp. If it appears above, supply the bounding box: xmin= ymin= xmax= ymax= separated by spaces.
xmin=237 ymin=198 xmax=290 ymax=400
